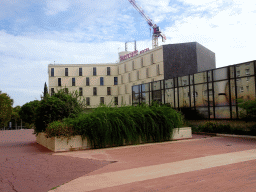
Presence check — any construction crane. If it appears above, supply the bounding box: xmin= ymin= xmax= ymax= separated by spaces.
xmin=128 ymin=0 xmax=166 ymax=49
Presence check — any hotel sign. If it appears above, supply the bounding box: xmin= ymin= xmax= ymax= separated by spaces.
xmin=120 ymin=48 xmax=150 ymax=61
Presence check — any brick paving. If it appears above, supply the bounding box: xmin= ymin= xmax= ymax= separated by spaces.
xmin=0 ymin=130 xmax=111 ymax=192
xmin=1 ymin=129 xmax=256 ymax=192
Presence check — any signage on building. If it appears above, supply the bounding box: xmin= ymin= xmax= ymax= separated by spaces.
xmin=120 ymin=48 xmax=150 ymax=61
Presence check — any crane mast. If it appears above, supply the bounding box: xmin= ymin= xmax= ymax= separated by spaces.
xmin=128 ymin=0 xmax=166 ymax=49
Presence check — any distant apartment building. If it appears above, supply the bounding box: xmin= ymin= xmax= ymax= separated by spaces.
xmin=48 ymin=42 xmax=216 ymax=108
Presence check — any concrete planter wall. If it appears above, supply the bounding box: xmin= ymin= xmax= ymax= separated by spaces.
xmin=36 ymin=127 xmax=192 ymax=152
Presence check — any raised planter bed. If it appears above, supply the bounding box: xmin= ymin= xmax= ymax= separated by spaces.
xmin=36 ymin=127 xmax=192 ymax=152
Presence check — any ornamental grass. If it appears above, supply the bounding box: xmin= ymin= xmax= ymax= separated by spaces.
xmin=45 ymin=103 xmax=184 ymax=149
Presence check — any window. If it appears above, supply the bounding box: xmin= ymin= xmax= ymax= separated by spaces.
xmin=151 ymin=54 xmax=153 ymax=65
xmin=107 ymin=87 xmax=111 ymax=95
xmin=246 ymin=77 xmax=250 ymax=82
xmin=236 ymin=70 xmax=240 ymax=77
xmin=93 ymin=87 xmax=97 ymax=96
xmin=107 ymin=67 xmax=111 ymax=76
xmin=100 ymin=77 xmax=104 ymax=86
xmin=245 ymin=69 xmax=250 ymax=75
xmin=128 ymin=73 xmax=131 ymax=82
xmin=146 ymin=68 xmax=149 ymax=78
xmin=132 ymin=61 xmax=134 ymax=70
xmin=137 ymin=71 xmax=139 ymax=80
xmin=58 ymin=78 xmax=61 ymax=86
xmin=121 ymin=75 xmax=123 ymax=84
xmin=79 ymin=68 xmax=82 ymax=76
xmin=93 ymin=67 xmax=97 ymax=76
xmin=79 ymin=87 xmax=83 ymax=96
xmin=246 ymin=86 xmax=249 ymax=91
xmin=124 ymin=64 xmax=126 ymax=73
xmin=65 ymin=68 xmax=68 ymax=76
xmin=114 ymin=97 xmax=118 ymax=105
xmin=125 ymin=85 xmax=127 ymax=94
xmin=100 ymin=97 xmax=104 ymax=105
xmin=240 ymin=87 xmax=244 ymax=92
xmin=156 ymin=65 xmax=160 ymax=75
xmin=51 ymin=68 xmax=54 ymax=77
xmin=64 ymin=88 xmax=68 ymax=93
xmin=86 ymin=97 xmax=90 ymax=106
xmin=72 ymin=78 xmax=75 ymax=86
xmin=141 ymin=57 xmax=143 ymax=68
xmin=51 ymin=88 xmax=54 ymax=96
xmin=114 ymin=77 xmax=118 ymax=85
xmin=86 ymin=77 xmax=90 ymax=86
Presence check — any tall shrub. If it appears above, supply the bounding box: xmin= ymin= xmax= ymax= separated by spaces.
xmin=34 ymin=89 xmax=84 ymax=134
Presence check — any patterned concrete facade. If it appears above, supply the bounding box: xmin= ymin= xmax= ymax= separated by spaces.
xmin=48 ymin=42 xmax=215 ymax=108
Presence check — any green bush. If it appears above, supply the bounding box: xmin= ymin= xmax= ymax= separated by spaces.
xmin=46 ymin=104 xmax=184 ymax=149
xmin=45 ymin=121 xmax=75 ymax=138
xmin=34 ymin=89 xmax=84 ymax=134
xmin=194 ymin=121 xmax=256 ymax=135
xmin=238 ymin=98 xmax=256 ymax=121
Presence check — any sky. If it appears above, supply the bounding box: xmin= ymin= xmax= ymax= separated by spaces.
xmin=0 ymin=0 xmax=256 ymax=107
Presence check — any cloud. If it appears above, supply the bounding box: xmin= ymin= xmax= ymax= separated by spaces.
xmin=163 ymin=0 xmax=256 ymax=67
xmin=45 ymin=0 xmax=70 ymax=15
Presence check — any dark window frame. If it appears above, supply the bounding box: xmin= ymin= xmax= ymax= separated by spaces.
xmin=114 ymin=77 xmax=118 ymax=85
xmin=86 ymin=77 xmax=90 ymax=86
xmin=79 ymin=68 xmax=82 ymax=76
xmin=86 ymin=97 xmax=90 ymax=106
xmin=79 ymin=87 xmax=83 ymax=96
xmin=100 ymin=97 xmax=104 ymax=105
xmin=114 ymin=97 xmax=118 ymax=105
xmin=58 ymin=78 xmax=61 ymax=86
xmin=93 ymin=87 xmax=97 ymax=96
xmin=107 ymin=67 xmax=111 ymax=76
xmin=93 ymin=67 xmax=97 ymax=76
xmin=65 ymin=68 xmax=68 ymax=76
xmin=100 ymin=77 xmax=104 ymax=86
xmin=72 ymin=78 xmax=75 ymax=86
xmin=51 ymin=68 xmax=54 ymax=77
xmin=107 ymin=87 xmax=111 ymax=95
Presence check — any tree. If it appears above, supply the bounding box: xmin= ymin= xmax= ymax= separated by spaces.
xmin=238 ymin=99 xmax=256 ymax=121
xmin=0 ymin=91 xmax=13 ymax=127
xmin=43 ymin=82 xmax=48 ymax=98
xmin=10 ymin=106 xmax=21 ymax=129
xmin=19 ymin=100 xmax=40 ymax=128
xmin=34 ymin=89 xmax=84 ymax=134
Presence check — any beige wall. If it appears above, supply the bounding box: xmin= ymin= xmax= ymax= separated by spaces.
xmin=48 ymin=46 xmax=165 ymax=108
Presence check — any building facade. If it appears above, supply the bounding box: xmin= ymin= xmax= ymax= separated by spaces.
xmin=132 ymin=60 xmax=256 ymax=119
xmin=48 ymin=42 xmax=216 ymax=108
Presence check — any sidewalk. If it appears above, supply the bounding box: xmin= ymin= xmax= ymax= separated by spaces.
xmin=52 ymin=135 xmax=256 ymax=192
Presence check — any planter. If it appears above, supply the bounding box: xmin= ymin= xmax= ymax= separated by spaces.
xmin=36 ymin=127 xmax=192 ymax=152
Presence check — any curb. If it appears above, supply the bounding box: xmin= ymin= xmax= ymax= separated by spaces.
xmin=194 ymin=132 xmax=256 ymax=139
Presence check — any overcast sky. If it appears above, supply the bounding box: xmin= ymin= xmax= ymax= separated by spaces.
xmin=1 ymin=0 xmax=255 ymax=107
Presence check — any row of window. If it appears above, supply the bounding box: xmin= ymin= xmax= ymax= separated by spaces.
xmin=51 ymin=87 xmax=113 ymax=96
xmin=123 ymin=54 xmax=154 ymax=72
xmin=50 ymin=88 xmax=118 ymax=105
xmin=51 ymin=62 xmax=159 ymax=78
xmin=51 ymin=67 xmax=111 ymax=77
xmin=57 ymin=77 xmax=118 ymax=86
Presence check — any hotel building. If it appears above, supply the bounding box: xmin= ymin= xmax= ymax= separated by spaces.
xmin=48 ymin=42 xmax=216 ymax=108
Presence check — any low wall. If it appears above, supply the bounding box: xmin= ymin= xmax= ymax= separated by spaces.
xmin=36 ymin=127 xmax=192 ymax=152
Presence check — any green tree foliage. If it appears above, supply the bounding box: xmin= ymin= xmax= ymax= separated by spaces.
xmin=19 ymin=100 xmax=40 ymax=128
xmin=34 ymin=89 xmax=84 ymax=134
xmin=0 ymin=91 xmax=14 ymax=127
xmin=43 ymin=82 xmax=49 ymax=99
xmin=11 ymin=106 xmax=21 ymax=128
xmin=238 ymin=99 xmax=256 ymax=121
